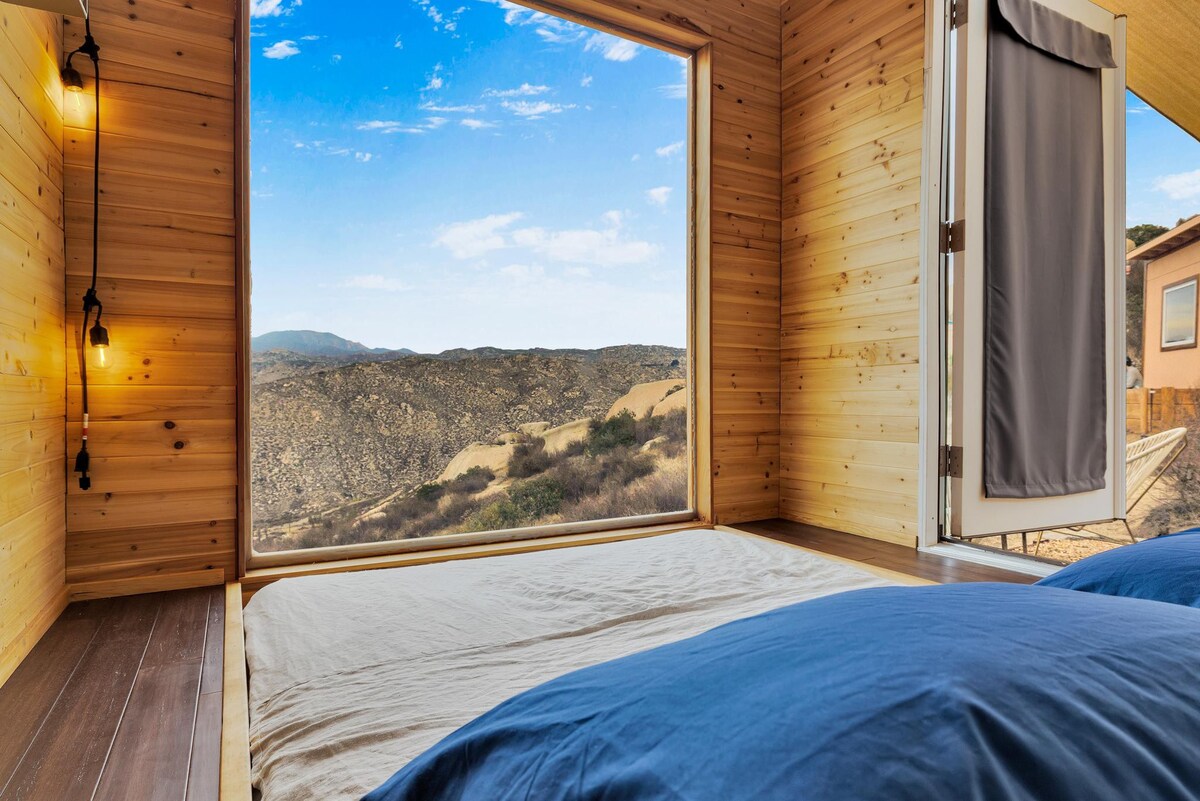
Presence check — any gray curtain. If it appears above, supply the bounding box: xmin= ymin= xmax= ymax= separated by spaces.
xmin=984 ymin=0 xmax=1116 ymax=498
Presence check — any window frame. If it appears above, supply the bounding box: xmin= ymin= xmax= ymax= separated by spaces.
xmin=1160 ymin=275 xmax=1198 ymax=351
xmin=235 ymin=0 xmax=713 ymax=573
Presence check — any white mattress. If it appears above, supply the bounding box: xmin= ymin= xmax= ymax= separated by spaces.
xmin=244 ymin=529 xmax=899 ymax=801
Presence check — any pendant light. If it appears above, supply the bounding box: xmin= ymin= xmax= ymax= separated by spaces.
xmin=64 ymin=7 xmax=104 ymax=491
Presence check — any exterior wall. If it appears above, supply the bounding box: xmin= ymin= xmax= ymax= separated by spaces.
xmin=1142 ymin=242 xmax=1200 ymax=389
xmin=778 ymin=0 xmax=926 ymax=546
xmin=0 ymin=6 xmax=67 ymax=684
xmin=60 ymin=0 xmax=781 ymax=595
xmin=63 ymin=0 xmax=237 ymax=598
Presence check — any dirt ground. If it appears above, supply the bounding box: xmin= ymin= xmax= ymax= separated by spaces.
xmin=972 ymin=476 xmax=1179 ymax=563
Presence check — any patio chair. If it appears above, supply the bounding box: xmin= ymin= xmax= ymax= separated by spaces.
xmin=1030 ymin=427 xmax=1189 ymax=555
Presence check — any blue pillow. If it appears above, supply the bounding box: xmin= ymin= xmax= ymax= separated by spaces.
xmin=1036 ymin=529 xmax=1200 ymax=607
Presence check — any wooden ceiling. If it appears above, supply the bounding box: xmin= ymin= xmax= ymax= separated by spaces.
xmin=1099 ymin=0 xmax=1200 ymax=141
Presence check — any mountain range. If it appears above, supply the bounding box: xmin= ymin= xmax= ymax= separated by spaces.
xmin=251 ymin=329 xmax=416 ymax=357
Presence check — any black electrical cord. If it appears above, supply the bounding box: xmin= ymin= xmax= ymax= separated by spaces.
xmin=69 ymin=15 xmax=101 ymax=491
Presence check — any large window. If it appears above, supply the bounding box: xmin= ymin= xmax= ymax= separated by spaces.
xmin=246 ymin=0 xmax=694 ymax=559
xmin=1161 ymin=276 xmax=1197 ymax=350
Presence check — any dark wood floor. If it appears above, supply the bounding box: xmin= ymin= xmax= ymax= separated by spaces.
xmin=740 ymin=519 xmax=1039 ymax=584
xmin=0 ymin=587 xmax=224 ymax=801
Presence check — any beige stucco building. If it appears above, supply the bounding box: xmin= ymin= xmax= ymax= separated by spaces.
xmin=1131 ymin=217 xmax=1200 ymax=389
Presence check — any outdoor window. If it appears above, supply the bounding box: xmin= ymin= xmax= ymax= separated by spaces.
xmin=245 ymin=0 xmax=695 ymax=561
xmin=1161 ymin=277 xmax=1197 ymax=350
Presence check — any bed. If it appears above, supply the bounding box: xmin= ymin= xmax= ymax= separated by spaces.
xmin=242 ymin=528 xmax=906 ymax=801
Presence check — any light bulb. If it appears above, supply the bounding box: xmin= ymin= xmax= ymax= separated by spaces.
xmin=88 ymin=321 xmax=110 ymax=370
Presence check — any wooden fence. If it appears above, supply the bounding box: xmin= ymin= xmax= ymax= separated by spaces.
xmin=1127 ymin=387 xmax=1200 ymax=436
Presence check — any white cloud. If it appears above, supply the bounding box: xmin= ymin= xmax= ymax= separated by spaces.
xmin=394 ymin=35 xmax=404 ymax=48
xmin=499 ymin=264 xmax=546 ymax=282
xmin=659 ymin=61 xmax=688 ymax=99
xmin=357 ymin=117 xmax=446 ymax=134
xmin=420 ymin=101 xmax=483 ymax=113
xmin=355 ymin=152 xmax=374 ymax=163
xmin=1155 ymin=169 xmax=1200 ymax=200
xmin=435 ymin=211 xmax=658 ymax=267
xmin=299 ymin=34 xmax=321 ymax=41
xmin=580 ymin=75 xmax=593 ymax=87
xmin=461 ymin=119 xmax=497 ymax=129
xmin=250 ymin=0 xmax=300 ymax=18
xmin=511 ymin=211 xmax=659 ymax=266
xmin=501 ymin=100 xmax=575 ymax=118
xmin=343 ymin=274 xmax=408 ymax=292
xmin=331 ymin=54 xmax=342 ymax=63
xmin=584 ymin=32 xmax=639 ymax=62
xmin=483 ymin=83 xmax=550 ymax=98
xmin=414 ymin=0 xmax=443 ymax=24
xmin=646 ymin=186 xmax=672 ymax=207
xmin=435 ymin=212 xmax=524 ymax=259
xmin=655 ymin=140 xmax=685 ymax=158
xmin=263 ymin=40 xmax=300 ymax=59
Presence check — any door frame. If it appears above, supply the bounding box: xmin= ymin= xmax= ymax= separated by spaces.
xmin=918 ymin=0 xmax=952 ymax=548
xmin=920 ymin=0 xmax=1129 ymax=546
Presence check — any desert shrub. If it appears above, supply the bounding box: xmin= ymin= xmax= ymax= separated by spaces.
xmin=509 ymin=476 xmax=565 ymax=519
xmin=508 ymin=437 xmax=553 ymax=478
xmin=465 ymin=498 xmax=526 ymax=532
xmin=559 ymin=459 xmax=689 ymax=522
xmin=546 ymin=459 xmax=603 ymax=502
xmin=606 ymin=450 xmax=657 ymax=485
xmin=414 ymin=482 xmax=445 ymax=503
xmin=586 ymin=411 xmax=637 ymax=455
xmin=444 ymin=465 xmax=495 ymax=495
xmin=380 ymin=492 xmax=440 ymax=530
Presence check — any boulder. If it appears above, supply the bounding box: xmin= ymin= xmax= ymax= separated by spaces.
xmin=542 ymin=418 xmax=592 ymax=455
xmin=518 ymin=421 xmax=551 ymax=437
xmin=607 ymin=380 xmax=687 ymax=420
xmin=651 ymin=386 xmax=687 ymax=417
xmin=437 ymin=442 xmax=516 ymax=482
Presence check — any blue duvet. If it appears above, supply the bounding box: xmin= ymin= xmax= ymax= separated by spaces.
xmin=365 ymin=583 xmax=1200 ymax=801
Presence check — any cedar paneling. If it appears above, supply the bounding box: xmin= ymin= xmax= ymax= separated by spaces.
xmin=62 ymin=0 xmax=236 ymax=595
xmin=0 ymin=6 xmax=67 ymax=687
xmin=779 ymin=0 xmax=925 ymax=546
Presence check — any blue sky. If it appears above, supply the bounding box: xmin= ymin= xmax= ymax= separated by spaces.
xmin=1126 ymin=93 xmax=1200 ymax=229
xmin=248 ymin=1 xmax=1200 ymax=352
xmin=249 ymin=0 xmax=689 ymax=352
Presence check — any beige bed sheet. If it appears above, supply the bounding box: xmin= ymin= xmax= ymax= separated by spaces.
xmin=243 ymin=528 xmax=897 ymax=801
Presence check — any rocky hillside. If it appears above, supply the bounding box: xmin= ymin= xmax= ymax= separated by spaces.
xmin=258 ymin=380 xmax=690 ymax=553
xmin=251 ymin=346 xmax=685 ymax=533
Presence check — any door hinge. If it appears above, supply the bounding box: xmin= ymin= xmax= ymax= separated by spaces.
xmin=939 ymin=445 xmax=963 ymax=478
xmin=950 ymin=0 xmax=968 ymax=29
xmin=940 ymin=219 xmax=965 ymax=255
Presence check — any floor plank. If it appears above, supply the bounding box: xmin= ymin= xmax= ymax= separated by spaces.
xmin=93 ymin=662 xmax=204 ymax=801
xmin=738 ymin=518 xmax=1039 ymax=584
xmin=185 ymin=692 xmax=223 ymax=801
xmin=1 ymin=596 xmax=160 ymax=800
xmin=0 ymin=587 xmax=224 ymax=801
xmin=0 ymin=608 xmax=101 ymax=791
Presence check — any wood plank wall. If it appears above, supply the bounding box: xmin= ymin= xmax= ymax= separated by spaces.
xmin=0 ymin=5 xmax=67 ymax=685
xmin=53 ymin=0 xmax=778 ymax=595
xmin=779 ymin=0 xmax=925 ymax=546
xmin=683 ymin=0 xmax=783 ymax=524
xmin=62 ymin=0 xmax=236 ymax=597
